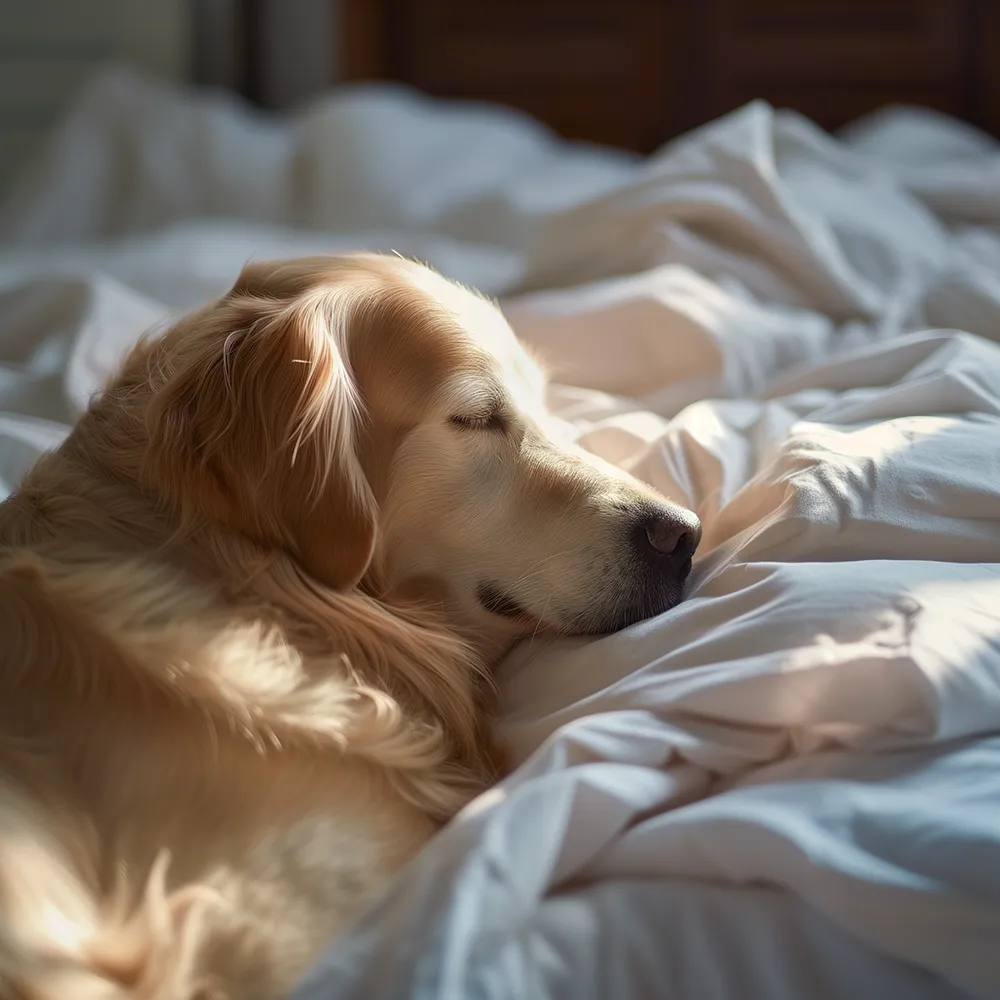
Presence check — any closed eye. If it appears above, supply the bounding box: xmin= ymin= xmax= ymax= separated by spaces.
xmin=449 ymin=412 xmax=507 ymax=432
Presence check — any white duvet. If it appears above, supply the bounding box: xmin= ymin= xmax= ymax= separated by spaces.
xmin=2 ymin=69 xmax=1000 ymax=1000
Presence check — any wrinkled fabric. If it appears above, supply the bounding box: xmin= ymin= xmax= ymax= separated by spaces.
xmin=2 ymin=69 xmax=1000 ymax=1000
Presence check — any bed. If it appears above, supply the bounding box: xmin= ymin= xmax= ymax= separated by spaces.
xmin=2 ymin=6 xmax=1000 ymax=998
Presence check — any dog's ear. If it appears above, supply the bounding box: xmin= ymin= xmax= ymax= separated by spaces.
xmin=143 ymin=290 xmax=376 ymax=590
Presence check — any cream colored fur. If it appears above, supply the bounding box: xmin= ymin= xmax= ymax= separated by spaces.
xmin=0 ymin=253 xmax=691 ymax=999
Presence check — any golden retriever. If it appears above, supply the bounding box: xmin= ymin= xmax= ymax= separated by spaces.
xmin=0 ymin=253 xmax=700 ymax=999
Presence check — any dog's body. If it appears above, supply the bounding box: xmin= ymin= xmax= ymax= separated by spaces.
xmin=0 ymin=254 xmax=699 ymax=998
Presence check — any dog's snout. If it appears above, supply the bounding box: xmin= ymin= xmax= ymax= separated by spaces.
xmin=634 ymin=508 xmax=701 ymax=577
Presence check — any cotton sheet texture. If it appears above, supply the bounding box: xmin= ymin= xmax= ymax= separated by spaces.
xmin=2 ymin=70 xmax=1000 ymax=1000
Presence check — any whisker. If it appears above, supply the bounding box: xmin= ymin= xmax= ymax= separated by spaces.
xmin=529 ymin=588 xmax=559 ymax=643
xmin=500 ymin=548 xmax=582 ymax=594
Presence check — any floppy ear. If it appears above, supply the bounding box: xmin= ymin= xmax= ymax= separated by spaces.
xmin=142 ymin=290 xmax=376 ymax=590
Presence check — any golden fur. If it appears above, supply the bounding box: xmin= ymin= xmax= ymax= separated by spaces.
xmin=0 ymin=253 xmax=699 ymax=999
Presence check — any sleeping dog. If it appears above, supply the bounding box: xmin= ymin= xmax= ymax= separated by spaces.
xmin=0 ymin=253 xmax=699 ymax=999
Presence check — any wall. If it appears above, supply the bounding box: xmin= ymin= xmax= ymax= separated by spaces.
xmin=0 ymin=0 xmax=189 ymax=194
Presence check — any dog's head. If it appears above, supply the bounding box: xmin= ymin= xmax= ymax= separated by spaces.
xmin=142 ymin=253 xmax=700 ymax=655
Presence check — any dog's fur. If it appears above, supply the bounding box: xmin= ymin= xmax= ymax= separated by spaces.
xmin=0 ymin=253 xmax=698 ymax=999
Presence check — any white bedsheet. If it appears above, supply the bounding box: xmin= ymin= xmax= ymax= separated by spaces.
xmin=2 ymin=69 xmax=1000 ymax=1000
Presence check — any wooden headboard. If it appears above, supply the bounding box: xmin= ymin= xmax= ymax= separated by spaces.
xmin=200 ymin=0 xmax=1000 ymax=151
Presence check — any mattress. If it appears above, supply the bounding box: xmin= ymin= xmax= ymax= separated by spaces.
xmin=2 ymin=68 xmax=1000 ymax=1000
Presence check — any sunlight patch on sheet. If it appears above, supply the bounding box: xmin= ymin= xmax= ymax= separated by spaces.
xmin=908 ymin=576 xmax=1000 ymax=684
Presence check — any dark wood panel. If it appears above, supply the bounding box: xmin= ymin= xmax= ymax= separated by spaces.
xmin=725 ymin=0 xmax=924 ymax=33
xmin=704 ymin=0 xmax=970 ymax=133
xmin=262 ymin=0 xmax=1000 ymax=150
xmin=714 ymin=0 xmax=964 ymax=81
xmin=374 ymin=0 xmax=677 ymax=151
xmin=977 ymin=0 xmax=1000 ymax=137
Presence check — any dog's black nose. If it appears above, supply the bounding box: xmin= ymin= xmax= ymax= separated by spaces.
xmin=634 ymin=508 xmax=701 ymax=579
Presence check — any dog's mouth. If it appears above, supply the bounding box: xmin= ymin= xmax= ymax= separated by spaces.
xmin=476 ymin=577 xmax=686 ymax=636
xmin=476 ymin=581 xmax=530 ymax=619
xmin=476 ymin=581 xmax=544 ymax=630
